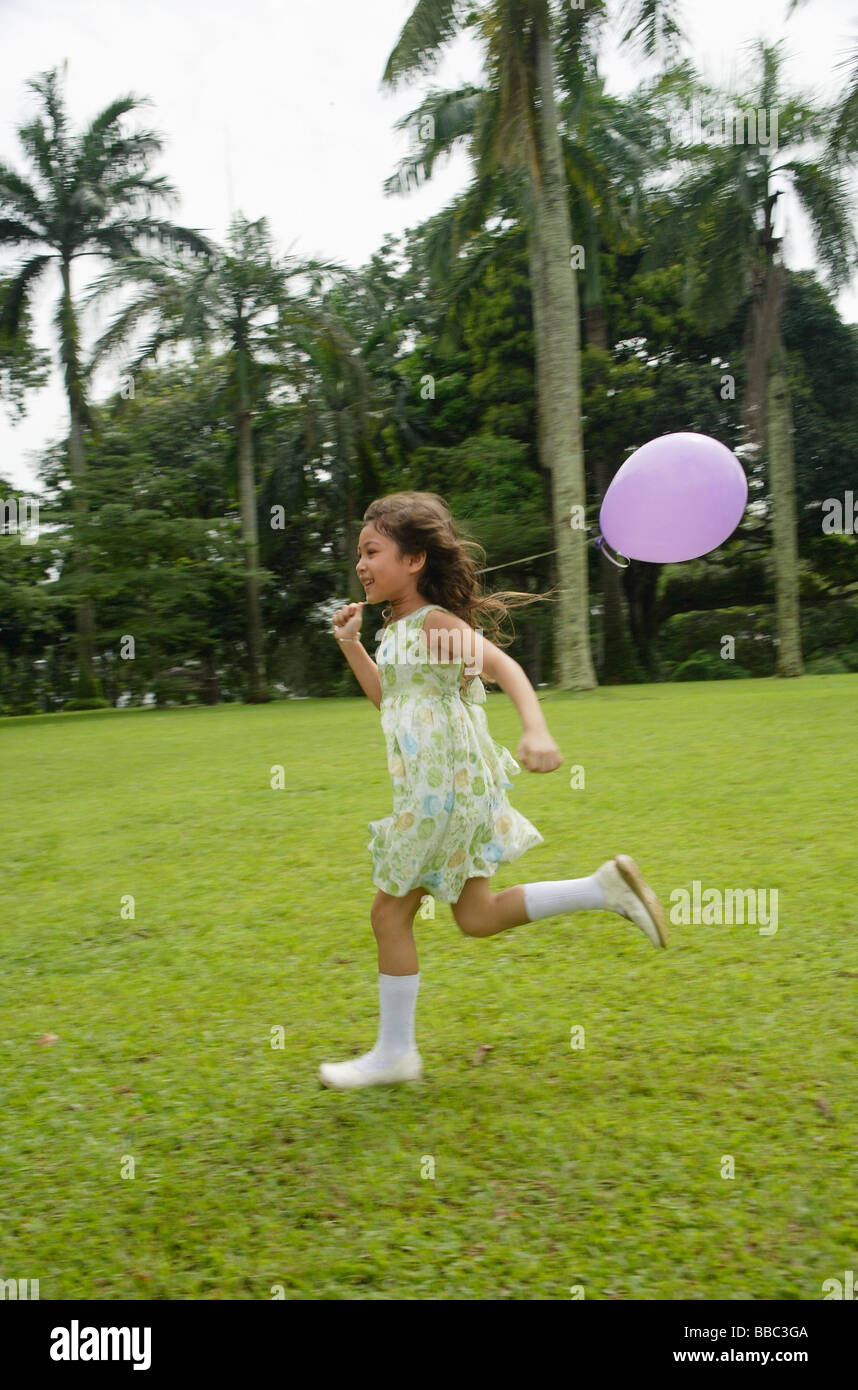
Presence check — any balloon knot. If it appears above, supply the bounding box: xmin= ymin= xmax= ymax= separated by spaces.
xmin=594 ymin=535 xmax=630 ymax=569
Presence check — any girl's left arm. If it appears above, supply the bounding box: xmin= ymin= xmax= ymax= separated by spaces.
xmin=484 ymin=646 xmax=563 ymax=772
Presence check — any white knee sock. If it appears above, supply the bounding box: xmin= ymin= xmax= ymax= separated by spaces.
xmin=523 ymin=874 xmax=606 ymax=922
xmin=374 ymin=972 xmax=419 ymax=1059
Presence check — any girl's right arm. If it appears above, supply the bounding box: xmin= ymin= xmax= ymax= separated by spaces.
xmin=337 ymin=636 xmax=382 ymax=710
xmin=332 ymin=602 xmax=382 ymax=710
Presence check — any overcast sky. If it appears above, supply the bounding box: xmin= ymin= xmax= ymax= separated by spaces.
xmin=2 ymin=0 xmax=856 ymax=493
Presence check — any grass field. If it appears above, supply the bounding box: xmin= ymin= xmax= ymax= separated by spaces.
xmin=2 ymin=674 xmax=857 ymax=1300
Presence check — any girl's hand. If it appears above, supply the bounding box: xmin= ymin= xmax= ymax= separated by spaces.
xmin=517 ymin=730 xmax=563 ymax=772
xmin=332 ymin=601 xmax=364 ymax=642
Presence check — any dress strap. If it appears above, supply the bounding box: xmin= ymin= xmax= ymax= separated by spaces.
xmin=411 ymin=604 xmax=446 ymax=626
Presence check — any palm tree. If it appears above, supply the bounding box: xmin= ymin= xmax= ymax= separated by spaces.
xmin=82 ymin=214 xmax=370 ymax=701
xmin=555 ymin=61 xmax=664 ymax=681
xmin=399 ymin=64 xmax=661 ymax=681
xmin=641 ymin=42 xmax=858 ymax=675
xmin=382 ymin=0 xmax=682 ymax=691
xmin=0 ymin=63 xmax=212 ymax=703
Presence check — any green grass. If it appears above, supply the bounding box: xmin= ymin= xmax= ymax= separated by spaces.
xmin=2 ymin=675 xmax=857 ymax=1300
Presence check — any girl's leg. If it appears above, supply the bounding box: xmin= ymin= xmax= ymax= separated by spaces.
xmin=320 ymin=887 xmax=428 ymax=1086
xmin=452 ymin=859 xmax=667 ymax=946
xmin=452 ymin=878 xmax=533 ymax=936
xmin=319 ymin=888 xmax=430 ymax=1085
xmin=366 ymin=887 xmax=425 ymax=1062
xmin=452 ymin=874 xmax=605 ymax=937
xmin=370 ymin=886 xmax=426 ymax=973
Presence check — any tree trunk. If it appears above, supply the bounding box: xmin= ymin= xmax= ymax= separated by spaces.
xmin=530 ymin=22 xmax=597 ymax=691
xmin=237 ymin=399 xmax=269 ymax=702
xmin=201 ymin=647 xmax=220 ymax=704
xmin=61 ymin=257 xmax=101 ymax=703
xmin=593 ymin=454 xmax=631 ymax=681
xmin=623 ymin=561 xmax=661 ymax=678
xmin=585 ymin=303 xmax=606 ymax=352
xmin=744 ymin=255 xmax=803 ymax=678
xmin=527 ymin=239 xmax=553 ymax=527
xmin=767 ymin=336 xmax=804 ymax=676
xmin=525 ymin=619 xmax=543 ymax=687
xmin=583 ymin=303 xmax=636 ymax=682
xmin=345 ymin=478 xmax=363 ymax=601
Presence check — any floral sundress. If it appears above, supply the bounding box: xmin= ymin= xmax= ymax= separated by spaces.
xmin=367 ymin=604 xmax=544 ymax=904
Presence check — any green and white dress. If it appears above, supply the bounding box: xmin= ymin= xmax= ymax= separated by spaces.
xmin=367 ymin=604 xmax=544 ymax=903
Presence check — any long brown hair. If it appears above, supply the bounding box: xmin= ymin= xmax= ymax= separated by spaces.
xmin=362 ymin=492 xmax=555 ymax=683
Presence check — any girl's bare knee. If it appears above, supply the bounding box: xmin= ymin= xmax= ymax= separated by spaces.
xmin=452 ymin=904 xmax=482 ymax=936
xmin=452 ymin=878 xmax=494 ymax=935
xmin=370 ymin=889 xmax=420 ymax=934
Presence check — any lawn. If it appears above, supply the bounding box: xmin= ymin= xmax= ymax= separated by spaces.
xmin=2 ymin=674 xmax=856 ymax=1299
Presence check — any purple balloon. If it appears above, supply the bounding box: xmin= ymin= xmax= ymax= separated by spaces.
xmin=598 ymin=432 xmax=748 ymax=563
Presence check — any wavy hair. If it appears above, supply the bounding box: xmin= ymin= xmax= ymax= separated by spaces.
xmin=362 ymin=491 xmax=555 ymax=684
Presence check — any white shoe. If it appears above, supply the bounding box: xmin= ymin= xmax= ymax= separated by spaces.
xmin=595 ymin=855 xmax=668 ymax=948
xmin=318 ymin=1047 xmax=424 ymax=1090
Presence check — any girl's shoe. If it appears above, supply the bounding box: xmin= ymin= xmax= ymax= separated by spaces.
xmin=595 ymin=855 xmax=669 ymax=948
xmin=318 ymin=1047 xmax=424 ymax=1090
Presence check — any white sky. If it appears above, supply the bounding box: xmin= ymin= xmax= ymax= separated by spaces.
xmin=1 ymin=0 xmax=856 ymax=493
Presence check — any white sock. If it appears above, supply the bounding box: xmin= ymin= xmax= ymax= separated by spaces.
xmin=372 ymin=972 xmax=419 ymax=1062
xmin=523 ymin=874 xmax=606 ymax=922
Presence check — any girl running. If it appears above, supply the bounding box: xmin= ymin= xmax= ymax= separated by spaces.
xmin=320 ymin=492 xmax=667 ymax=1089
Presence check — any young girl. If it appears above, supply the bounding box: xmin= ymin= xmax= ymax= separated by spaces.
xmin=320 ymin=491 xmax=667 ymax=1090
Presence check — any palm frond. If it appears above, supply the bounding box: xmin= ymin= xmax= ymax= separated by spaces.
xmin=22 ymin=68 xmax=69 ymax=185
xmin=90 ymin=217 xmax=214 ymax=259
xmin=419 ymin=169 xmax=510 ymax=286
xmin=81 ymin=250 xmax=217 ymax=375
xmin=617 ymin=0 xmax=684 ymax=62
xmin=15 ymin=115 xmax=57 ymax=193
xmin=0 ymin=218 xmax=45 ymax=248
xmin=381 ymin=0 xmax=464 ymax=90
xmin=829 ymin=42 xmax=858 ymax=158
xmin=0 ymin=164 xmax=47 ymax=228
xmin=783 ymin=159 xmax=858 ymax=291
xmin=480 ymin=0 xmax=540 ymax=178
xmin=0 ymin=254 xmax=53 ymax=337
xmin=384 ymin=85 xmax=485 ymax=195
xmin=75 ymin=95 xmax=151 ymax=183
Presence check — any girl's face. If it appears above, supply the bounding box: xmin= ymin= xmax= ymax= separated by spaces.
xmin=356 ymin=523 xmax=426 ymax=603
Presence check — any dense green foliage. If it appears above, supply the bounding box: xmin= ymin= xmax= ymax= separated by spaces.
xmin=2 ymin=36 xmax=857 ymax=711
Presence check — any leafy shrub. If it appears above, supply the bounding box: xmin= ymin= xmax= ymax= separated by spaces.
xmin=836 ymin=644 xmax=858 ymax=672
xmin=801 ymin=599 xmax=858 ymax=656
xmin=657 ymin=598 xmax=858 ymax=678
xmin=658 ymin=607 xmax=776 ymax=676
xmin=668 ymin=650 xmax=752 ymax=681
xmin=805 ymin=654 xmax=848 ymax=674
